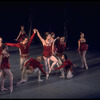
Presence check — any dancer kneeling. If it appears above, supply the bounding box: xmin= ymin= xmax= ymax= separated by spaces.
xmin=17 ymin=56 xmax=46 ymax=84
xmin=51 ymin=54 xmax=77 ymax=79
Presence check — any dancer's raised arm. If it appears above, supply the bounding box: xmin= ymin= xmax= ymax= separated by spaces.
xmin=15 ymin=31 xmax=22 ymax=41
xmin=28 ymin=29 xmax=36 ymax=46
xmin=36 ymin=29 xmax=44 ymax=44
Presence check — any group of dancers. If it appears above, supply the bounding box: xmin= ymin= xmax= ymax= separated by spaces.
xmin=0 ymin=25 xmax=88 ymax=93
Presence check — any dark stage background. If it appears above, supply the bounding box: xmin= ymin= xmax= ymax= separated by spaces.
xmin=0 ymin=1 xmax=100 ymax=50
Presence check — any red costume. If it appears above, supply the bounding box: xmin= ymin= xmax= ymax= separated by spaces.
xmin=6 ymin=33 xmax=35 ymax=58
xmin=0 ymin=43 xmax=5 ymax=55
xmin=80 ymin=41 xmax=88 ymax=52
xmin=42 ymin=45 xmax=52 ymax=58
xmin=54 ymin=59 xmax=73 ymax=72
xmin=18 ymin=33 xmax=26 ymax=43
xmin=1 ymin=53 xmax=10 ymax=69
xmin=56 ymin=40 xmax=67 ymax=55
xmin=24 ymin=58 xmax=46 ymax=75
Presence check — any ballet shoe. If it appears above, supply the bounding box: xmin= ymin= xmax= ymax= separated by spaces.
xmin=9 ymin=86 xmax=13 ymax=93
xmin=17 ymin=81 xmax=22 ymax=85
xmin=38 ymin=79 xmax=43 ymax=82
xmin=59 ymin=75 xmax=65 ymax=78
xmin=85 ymin=66 xmax=88 ymax=70
xmin=17 ymin=79 xmax=28 ymax=85
xmin=1 ymin=87 xmax=8 ymax=91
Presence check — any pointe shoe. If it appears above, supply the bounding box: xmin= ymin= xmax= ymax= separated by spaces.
xmin=17 ymin=81 xmax=22 ymax=85
xmin=9 ymin=86 xmax=13 ymax=93
xmin=1 ymin=87 xmax=8 ymax=91
xmin=17 ymin=79 xmax=27 ymax=85
xmin=38 ymin=79 xmax=43 ymax=82
xmin=85 ymin=66 xmax=88 ymax=70
xmin=59 ymin=75 xmax=65 ymax=78
xmin=46 ymin=74 xmax=49 ymax=80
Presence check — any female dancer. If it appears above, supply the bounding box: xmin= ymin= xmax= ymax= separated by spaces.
xmin=17 ymin=56 xmax=46 ymax=84
xmin=51 ymin=54 xmax=76 ymax=79
xmin=0 ymin=37 xmax=5 ymax=68
xmin=56 ymin=36 xmax=67 ymax=57
xmin=0 ymin=45 xmax=13 ymax=93
xmin=36 ymin=29 xmax=59 ymax=80
xmin=78 ymin=32 xmax=88 ymax=70
xmin=15 ymin=25 xmax=29 ymax=43
xmin=0 ymin=37 xmax=6 ymax=77
xmin=6 ymin=29 xmax=36 ymax=75
xmin=50 ymin=36 xmax=68 ymax=78
xmin=50 ymin=32 xmax=59 ymax=55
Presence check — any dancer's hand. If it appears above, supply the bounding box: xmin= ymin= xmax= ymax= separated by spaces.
xmin=33 ymin=29 xmax=37 ymax=33
xmin=14 ymin=39 xmax=17 ymax=41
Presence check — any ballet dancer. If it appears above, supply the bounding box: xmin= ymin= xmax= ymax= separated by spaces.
xmin=51 ymin=54 xmax=76 ymax=79
xmin=0 ymin=45 xmax=13 ymax=93
xmin=17 ymin=56 xmax=46 ymax=84
xmin=6 ymin=29 xmax=36 ymax=75
xmin=78 ymin=32 xmax=88 ymax=70
xmin=0 ymin=37 xmax=5 ymax=68
xmin=0 ymin=37 xmax=5 ymax=78
xmin=36 ymin=29 xmax=59 ymax=80
xmin=15 ymin=25 xmax=29 ymax=43
xmin=50 ymin=36 xmax=67 ymax=78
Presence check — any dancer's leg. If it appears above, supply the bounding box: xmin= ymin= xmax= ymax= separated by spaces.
xmin=3 ymin=69 xmax=13 ymax=93
xmin=80 ymin=53 xmax=84 ymax=68
xmin=1 ymin=70 xmax=7 ymax=91
xmin=82 ymin=51 xmax=88 ymax=70
xmin=49 ymin=56 xmax=59 ymax=73
xmin=43 ymin=57 xmax=49 ymax=80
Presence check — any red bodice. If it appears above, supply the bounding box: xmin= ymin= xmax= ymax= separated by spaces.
xmin=42 ymin=45 xmax=52 ymax=58
xmin=1 ymin=53 xmax=10 ymax=69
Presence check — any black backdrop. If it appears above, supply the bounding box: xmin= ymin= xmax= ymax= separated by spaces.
xmin=0 ymin=1 xmax=100 ymax=50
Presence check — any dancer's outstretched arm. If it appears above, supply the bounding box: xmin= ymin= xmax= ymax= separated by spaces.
xmin=36 ymin=30 xmax=44 ymax=44
xmin=54 ymin=63 xmax=68 ymax=70
xmin=28 ymin=29 xmax=36 ymax=46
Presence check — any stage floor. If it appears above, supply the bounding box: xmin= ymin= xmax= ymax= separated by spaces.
xmin=0 ymin=44 xmax=100 ymax=99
